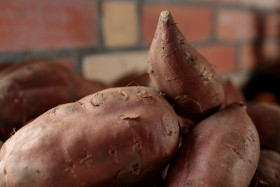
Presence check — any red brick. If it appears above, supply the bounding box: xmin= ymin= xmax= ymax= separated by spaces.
xmin=197 ymin=45 xmax=236 ymax=74
xmin=0 ymin=0 xmax=97 ymax=52
xmin=265 ymin=13 xmax=280 ymax=37
xmin=142 ymin=5 xmax=212 ymax=46
xmin=217 ymin=10 xmax=257 ymax=41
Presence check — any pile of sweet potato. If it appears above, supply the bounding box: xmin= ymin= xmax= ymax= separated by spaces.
xmin=0 ymin=11 xmax=278 ymax=186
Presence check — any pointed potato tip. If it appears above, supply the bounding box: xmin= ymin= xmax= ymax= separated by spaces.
xmin=160 ymin=10 xmax=171 ymax=22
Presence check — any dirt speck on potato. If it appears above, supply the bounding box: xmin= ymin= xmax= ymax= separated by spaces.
xmin=118 ymin=89 xmax=129 ymax=101
xmin=91 ymin=93 xmax=106 ymax=106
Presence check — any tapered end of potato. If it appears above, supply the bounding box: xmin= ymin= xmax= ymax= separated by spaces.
xmin=148 ymin=11 xmax=224 ymax=122
xmin=160 ymin=10 xmax=171 ymax=21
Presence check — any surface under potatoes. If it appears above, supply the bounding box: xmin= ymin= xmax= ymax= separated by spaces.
xmin=0 ymin=86 xmax=179 ymax=187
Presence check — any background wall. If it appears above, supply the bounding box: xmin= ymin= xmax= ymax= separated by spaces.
xmin=0 ymin=0 xmax=279 ymax=85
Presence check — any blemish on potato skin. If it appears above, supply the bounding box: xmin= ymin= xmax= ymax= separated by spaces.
xmin=131 ymin=163 xmax=140 ymax=175
xmin=232 ymin=147 xmax=244 ymax=159
xmin=119 ymin=114 xmax=139 ymax=120
xmin=147 ymin=63 xmax=154 ymax=74
xmin=77 ymin=101 xmax=83 ymax=106
xmin=10 ymin=128 xmax=17 ymax=136
xmin=52 ymin=107 xmax=59 ymax=114
xmin=118 ymin=90 xmax=128 ymax=101
xmin=220 ymin=163 xmax=231 ymax=171
xmin=66 ymin=105 xmax=78 ymax=112
xmin=137 ymin=89 xmax=154 ymax=104
xmin=247 ymin=129 xmax=257 ymax=142
xmin=165 ymin=76 xmax=177 ymax=81
xmin=80 ymin=152 xmax=92 ymax=164
xmin=133 ymin=140 xmax=141 ymax=151
xmin=91 ymin=93 xmax=106 ymax=106
xmin=109 ymin=146 xmax=119 ymax=164
xmin=161 ymin=114 xmax=175 ymax=137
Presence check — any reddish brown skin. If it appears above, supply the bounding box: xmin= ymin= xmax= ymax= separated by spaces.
xmin=165 ymin=103 xmax=260 ymax=187
xmin=223 ymin=79 xmax=245 ymax=107
xmin=253 ymin=150 xmax=280 ymax=187
xmin=0 ymin=86 xmax=179 ymax=187
xmin=147 ymin=11 xmax=224 ymax=122
xmin=0 ymin=59 xmax=106 ymax=140
xmin=247 ymin=103 xmax=280 ymax=152
xmin=0 ymin=141 xmax=2 ymax=149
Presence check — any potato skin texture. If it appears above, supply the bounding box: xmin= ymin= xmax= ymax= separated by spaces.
xmin=165 ymin=103 xmax=260 ymax=187
xmin=0 ymin=59 xmax=106 ymax=140
xmin=0 ymin=86 xmax=179 ymax=187
xmin=254 ymin=150 xmax=280 ymax=187
xmin=147 ymin=11 xmax=224 ymax=122
xmin=247 ymin=103 xmax=280 ymax=152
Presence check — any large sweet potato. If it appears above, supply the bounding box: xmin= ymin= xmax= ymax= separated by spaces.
xmin=247 ymin=102 xmax=280 ymax=152
xmin=0 ymin=86 xmax=180 ymax=187
xmin=165 ymin=103 xmax=260 ymax=187
xmin=147 ymin=11 xmax=224 ymax=122
xmin=0 ymin=59 xmax=106 ymax=140
xmin=254 ymin=150 xmax=280 ymax=187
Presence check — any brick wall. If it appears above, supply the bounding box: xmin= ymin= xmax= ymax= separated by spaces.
xmin=0 ymin=0 xmax=279 ymax=84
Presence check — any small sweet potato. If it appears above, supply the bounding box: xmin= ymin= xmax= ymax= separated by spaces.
xmin=0 ymin=59 xmax=106 ymax=140
xmin=254 ymin=150 xmax=280 ymax=187
xmin=165 ymin=103 xmax=260 ymax=187
xmin=147 ymin=11 xmax=224 ymax=122
xmin=0 ymin=86 xmax=179 ymax=187
xmin=247 ymin=102 xmax=280 ymax=152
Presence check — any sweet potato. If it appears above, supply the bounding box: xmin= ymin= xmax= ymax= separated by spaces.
xmin=0 ymin=86 xmax=180 ymax=187
xmin=165 ymin=103 xmax=260 ymax=187
xmin=0 ymin=59 xmax=106 ymax=140
xmin=223 ymin=79 xmax=245 ymax=106
xmin=247 ymin=102 xmax=280 ymax=152
xmin=253 ymin=150 xmax=280 ymax=187
xmin=0 ymin=140 xmax=2 ymax=149
xmin=147 ymin=11 xmax=224 ymax=122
